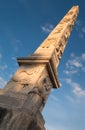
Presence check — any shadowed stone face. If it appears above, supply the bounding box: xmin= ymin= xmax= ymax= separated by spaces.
xmin=0 ymin=108 xmax=7 ymax=124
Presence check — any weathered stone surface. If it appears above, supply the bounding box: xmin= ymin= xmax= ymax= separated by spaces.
xmin=0 ymin=6 xmax=79 ymax=130
xmin=0 ymin=108 xmax=46 ymax=130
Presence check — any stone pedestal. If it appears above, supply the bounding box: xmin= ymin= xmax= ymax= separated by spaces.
xmin=0 ymin=63 xmax=53 ymax=130
xmin=0 ymin=106 xmax=45 ymax=130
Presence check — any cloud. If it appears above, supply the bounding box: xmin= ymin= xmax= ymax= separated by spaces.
xmin=76 ymin=20 xmax=82 ymax=27
xmin=81 ymin=53 xmax=85 ymax=61
xmin=66 ymin=54 xmax=82 ymax=68
xmin=11 ymin=57 xmax=16 ymax=60
xmin=64 ymin=53 xmax=85 ymax=75
xmin=50 ymin=94 xmax=60 ymax=103
xmin=41 ymin=23 xmax=54 ymax=34
xmin=0 ymin=77 xmax=6 ymax=88
xmin=65 ymin=78 xmax=85 ymax=97
xmin=0 ymin=64 xmax=7 ymax=71
xmin=75 ymin=19 xmax=85 ymax=39
xmin=66 ymin=59 xmax=82 ymax=68
xmin=64 ymin=70 xmax=78 ymax=75
xmin=73 ymin=85 xmax=85 ymax=97
xmin=65 ymin=95 xmax=75 ymax=103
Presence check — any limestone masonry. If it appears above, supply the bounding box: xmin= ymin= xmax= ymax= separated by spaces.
xmin=0 ymin=6 xmax=79 ymax=130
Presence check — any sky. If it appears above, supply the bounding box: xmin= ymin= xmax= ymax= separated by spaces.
xmin=0 ymin=0 xmax=85 ymax=130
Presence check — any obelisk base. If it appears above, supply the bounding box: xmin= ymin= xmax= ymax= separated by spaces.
xmin=0 ymin=91 xmax=46 ymax=130
xmin=0 ymin=107 xmax=46 ymax=130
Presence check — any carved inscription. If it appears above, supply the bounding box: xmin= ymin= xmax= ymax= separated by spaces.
xmin=35 ymin=6 xmax=79 ymax=63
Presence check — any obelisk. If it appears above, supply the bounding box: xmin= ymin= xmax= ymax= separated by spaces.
xmin=0 ymin=6 xmax=79 ymax=130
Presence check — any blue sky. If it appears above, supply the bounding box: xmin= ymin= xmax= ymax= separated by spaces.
xmin=0 ymin=0 xmax=85 ymax=130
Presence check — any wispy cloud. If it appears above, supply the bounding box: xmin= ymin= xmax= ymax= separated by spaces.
xmin=75 ymin=19 xmax=85 ymax=39
xmin=63 ymin=53 xmax=85 ymax=98
xmin=50 ymin=94 xmax=60 ymax=103
xmin=66 ymin=53 xmax=82 ymax=68
xmin=65 ymin=95 xmax=75 ymax=103
xmin=64 ymin=70 xmax=78 ymax=75
xmin=0 ymin=64 xmax=8 ymax=71
xmin=81 ymin=67 xmax=85 ymax=72
xmin=11 ymin=56 xmax=16 ymax=61
xmin=0 ymin=53 xmax=8 ymax=71
xmin=65 ymin=78 xmax=85 ymax=97
xmin=41 ymin=23 xmax=54 ymax=34
xmin=81 ymin=53 xmax=85 ymax=60
xmin=64 ymin=53 xmax=85 ymax=75
xmin=0 ymin=76 xmax=6 ymax=88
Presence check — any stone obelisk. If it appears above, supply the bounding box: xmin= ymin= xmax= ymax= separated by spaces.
xmin=0 ymin=6 xmax=79 ymax=130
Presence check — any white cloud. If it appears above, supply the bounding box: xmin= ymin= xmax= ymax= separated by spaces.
xmin=66 ymin=59 xmax=82 ymax=68
xmin=64 ymin=70 xmax=78 ymax=75
xmin=0 ymin=77 xmax=6 ymax=88
xmin=73 ymin=85 xmax=85 ymax=97
xmin=65 ymin=78 xmax=85 ymax=98
xmin=72 ymin=60 xmax=82 ymax=67
xmin=65 ymin=78 xmax=72 ymax=84
xmin=64 ymin=53 xmax=85 ymax=75
xmin=41 ymin=23 xmax=54 ymax=34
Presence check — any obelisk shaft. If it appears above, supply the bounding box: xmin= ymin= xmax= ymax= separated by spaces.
xmin=35 ymin=6 xmax=79 ymax=67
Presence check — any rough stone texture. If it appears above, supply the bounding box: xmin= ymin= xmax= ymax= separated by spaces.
xmin=0 ymin=65 xmax=52 ymax=130
xmin=0 ymin=6 xmax=79 ymax=130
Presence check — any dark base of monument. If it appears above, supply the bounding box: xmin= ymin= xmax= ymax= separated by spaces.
xmin=0 ymin=91 xmax=46 ymax=130
xmin=0 ymin=107 xmax=46 ymax=130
